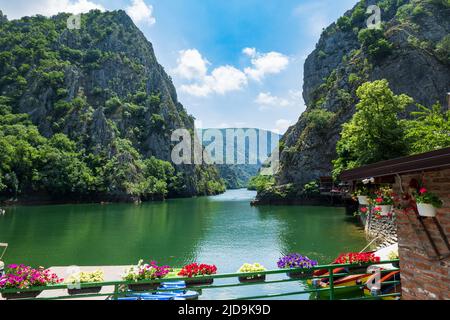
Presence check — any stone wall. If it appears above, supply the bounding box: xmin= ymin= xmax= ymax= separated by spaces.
xmin=393 ymin=168 xmax=450 ymax=300
xmin=361 ymin=212 xmax=398 ymax=249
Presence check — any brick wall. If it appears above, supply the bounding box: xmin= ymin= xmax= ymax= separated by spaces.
xmin=393 ymin=168 xmax=450 ymax=300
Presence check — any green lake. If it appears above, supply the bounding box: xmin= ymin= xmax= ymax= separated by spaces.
xmin=0 ymin=189 xmax=369 ymax=299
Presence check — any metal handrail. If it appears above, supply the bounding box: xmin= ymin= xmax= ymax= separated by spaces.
xmin=0 ymin=260 xmax=401 ymax=300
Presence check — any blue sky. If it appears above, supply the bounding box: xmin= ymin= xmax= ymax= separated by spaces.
xmin=0 ymin=0 xmax=359 ymax=133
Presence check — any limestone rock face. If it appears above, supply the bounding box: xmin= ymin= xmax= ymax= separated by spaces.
xmin=273 ymin=0 xmax=450 ymax=190
xmin=0 ymin=10 xmax=224 ymax=197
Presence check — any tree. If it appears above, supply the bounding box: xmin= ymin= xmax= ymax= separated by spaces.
xmin=333 ymin=80 xmax=412 ymax=179
xmin=404 ymin=103 xmax=450 ymax=154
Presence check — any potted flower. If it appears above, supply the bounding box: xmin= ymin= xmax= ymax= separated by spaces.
xmin=415 ymin=187 xmax=443 ymax=218
xmin=0 ymin=264 xmax=63 ymax=300
xmin=277 ymin=254 xmax=318 ymax=279
xmin=65 ymin=270 xmax=104 ymax=295
xmin=123 ymin=260 xmax=171 ymax=292
xmin=372 ymin=187 xmax=394 ymax=216
xmin=237 ymin=263 xmax=267 ymax=283
xmin=354 ymin=187 xmax=371 ymax=205
xmin=334 ymin=252 xmax=380 ymax=275
xmin=178 ymin=263 xmax=217 ymax=287
xmin=355 ymin=206 xmax=369 ymax=217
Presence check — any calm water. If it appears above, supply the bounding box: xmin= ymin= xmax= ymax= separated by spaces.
xmin=0 ymin=189 xmax=368 ymax=299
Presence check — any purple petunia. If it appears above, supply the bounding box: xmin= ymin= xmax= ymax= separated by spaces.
xmin=277 ymin=253 xmax=318 ymax=269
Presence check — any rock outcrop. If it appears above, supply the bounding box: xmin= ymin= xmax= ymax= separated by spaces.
xmin=273 ymin=0 xmax=450 ymax=191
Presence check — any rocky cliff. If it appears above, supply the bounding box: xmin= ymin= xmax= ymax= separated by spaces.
xmin=0 ymin=10 xmax=225 ymax=200
xmin=274 ymin=0 xmax=450 ymax=190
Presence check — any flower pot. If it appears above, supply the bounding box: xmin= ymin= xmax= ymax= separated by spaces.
xmin=2 ymin=290 xmax=42 ymax=300
xmin=379 ymin=205 xmax=392 ymax=216
xmin=184 ymin=278 xmax=214 ymax=287
xmin=357 ymin=196 xmax=370 ymax=205
xmin=238 ymin=275 xmax=266 ymax=284
xmin=68 ymin=286 xmax=102 ymax=296
xmin=287 ymin=270 xmax=314 ymax=280
xmin=417 ymin=203 xmax=437 ymax=218
xmin=128 ymin=283 xmax=160 ymax=292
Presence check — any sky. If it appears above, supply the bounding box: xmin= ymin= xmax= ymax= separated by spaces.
xmin=0 ymin=0 xmax=359 ymax=134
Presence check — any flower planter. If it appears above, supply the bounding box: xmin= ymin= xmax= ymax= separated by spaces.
xmin=68 ymin=286 xmax=102 ymax=296
xmin=287 ymin=270 xmax=314 ymax=280
xmin=238 ymin=275 xmax=266 ymax=284
xmin=128 ymin=283 xmax=160 ymax=292
xmin=2 ymin=290 xmax=42 ymax=300
xmin=379 ymin=205 xmax=392 ymax=216
xmin=357 ymin=196 xmax=370 ymax=205
xmin=184 ymin=278 xmax=214 ymax=287
xmin=417 ymin=203 xmax=437 ymax=218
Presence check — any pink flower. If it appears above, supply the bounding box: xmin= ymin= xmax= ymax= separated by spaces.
xmin=420 ymin=188 xmax=427 ymax=195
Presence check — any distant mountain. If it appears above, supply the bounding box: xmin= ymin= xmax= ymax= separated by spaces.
xmin=198 ymin=128 xmax=281 ymax=189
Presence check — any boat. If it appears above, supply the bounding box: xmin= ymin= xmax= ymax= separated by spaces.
xmin=363 ymin=271 xmax=401 ymax=300
xmin=307 ymin=244 xmax=399 ymax=299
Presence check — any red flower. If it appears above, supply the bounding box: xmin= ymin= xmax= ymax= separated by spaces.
xmin=419 ymin=188 xmax=427 ymax=195
xmin=360 ymin=207 xmax=368 ymax=214
xmin=375 ymin=198 xmax=383 ymax=204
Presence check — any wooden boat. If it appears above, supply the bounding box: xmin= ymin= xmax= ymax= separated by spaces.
xmin=363 ymin=271 xmax=401 ymax=300
xmin=307 ymin=267 xmax=373 ymax=298
xmin=307 ymin=244 xmax=399 ymax=298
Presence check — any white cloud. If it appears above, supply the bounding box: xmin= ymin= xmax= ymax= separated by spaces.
xmin=173 ymin=49 xmax=209 ymax=81
xmin=244 ymin=51 xmax=290 ymax=82
xmin=242 ymin=47 xmax=257 ymax=58
xmin=1 ymin=0 xmax=105 ymax=19
xmin=126 ymin=0 xmax=156 ymax=26
xmin=255 ymin=92 xmax=290 ymax=109
xmin=273 ymin=119 xmax=293 ymax=134
xmin=181 ymin=65 xmax=247 ymax=97
xmin=174 ymin=48 xmax=289 ymax=97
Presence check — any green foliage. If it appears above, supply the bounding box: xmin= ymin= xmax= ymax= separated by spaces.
xmin=305 ymin=108 xmax=335 ymax=132
xmin=248 ymin=175 xmax=275 ymax=192
xmin=0 ymin=10 xmax=226 ymax=202
xmin=403 ymin=103 xmax=450 ymax=154
xmin=337 ymin=16 xmax=352 ymax=31
xmin=358 ymin=28 xmax=393 ymax=61
xmin=435 ymin=35 xmax=450 ymax=64
xmin=332 ymin=80 xmax=412 ymax=179
xmin=303 ymin=181 xmax=320 ymax=195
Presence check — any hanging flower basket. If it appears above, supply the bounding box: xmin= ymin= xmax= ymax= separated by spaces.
xmin=237 ymin=263 xmax=267 ymax=284
xmin=238 ymin=275 xmax=266 ymax=283
xmin=68 ymin=286 xmax=102 ymax=296
xmin=0 ymin=264 xmax=63 ymax=300
xmin=417 ymin=203 xmax=437 ymax=218
xmin=178 ymin=263 xmax=217 ymax=287
xmin=277 ymin=254 xmax=318 ymax=280
xmin=65 ymin=270 xmax=104 ymax=296
xmin=2 ymin=290 xmax=42 ymax=300
xmin=287 ymin=269 xmax=314 ymax=280
xmin=184 ymin=277 xmax=214 ymax=287
xmin=128 ymin=282 xmax=160 ymax=292
xmin=122 ymin=260 xmax=171 ymax=292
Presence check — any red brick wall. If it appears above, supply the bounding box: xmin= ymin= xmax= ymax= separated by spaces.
xmin=393 ymin=168 xmax=450 ymax=300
